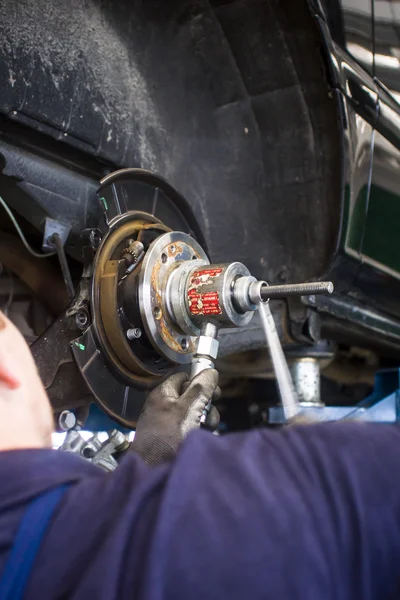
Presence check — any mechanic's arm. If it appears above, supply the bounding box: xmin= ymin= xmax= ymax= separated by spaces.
xmin=1 ymin=310 xmax=399 ymax=599
xmin=130 ymin=370 xmax=400 ymax=599
xmin=29 ymin=421 xmax=400 ymax=600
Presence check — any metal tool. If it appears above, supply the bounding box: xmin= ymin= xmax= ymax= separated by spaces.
xmin=74 ymin=226 xmax=333 ymax=425
xmin=258 ymin=302 xmax=299 ymax=420
xmin=134 ymin=232 xmax=333 ymax=422
xmin=59 ymin=429 xmax=129 ymax=471
xmin=259 ymin=281 xmax=333 ymax=300
xmin=62 ymin=170 xmax=334 ymax=427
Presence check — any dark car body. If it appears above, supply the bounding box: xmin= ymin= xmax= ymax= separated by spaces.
xmin=312 ymin=0 xmax=400 ymax=354
xmin=1 ymin=0 xmax=400 ymax=363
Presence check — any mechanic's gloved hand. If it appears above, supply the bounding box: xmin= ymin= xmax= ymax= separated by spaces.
xmin=131 ymin=369 xmax=219 ymax=466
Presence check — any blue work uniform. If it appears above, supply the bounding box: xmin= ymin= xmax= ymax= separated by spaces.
xmin=0 ymin=423 xmax=400 ymax=599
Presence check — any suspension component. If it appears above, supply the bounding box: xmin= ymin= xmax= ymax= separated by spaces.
xmin=44 ymin=169 xmax=334 ymax=428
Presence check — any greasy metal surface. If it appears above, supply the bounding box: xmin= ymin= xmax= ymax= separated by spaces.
xmin=31 ymin=311 xmax=93 ymax=414
xmin=139 ymin=231 xmax=208 ymax=363
xmin=0 ymin=130 xmax=102 ymax=263
xmin=92 ymin=215 xmax=165 ymax=381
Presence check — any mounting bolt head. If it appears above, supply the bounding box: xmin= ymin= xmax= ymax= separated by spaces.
xmin=76 ymin=309 xmax=89 ymax=330
xmin=127 ymin=328 xmax=142 ymax=340
xmin=59 ymin=410 xmax=77 ymax=432
xmin=89 ymin=229 xmax=102 ymax=250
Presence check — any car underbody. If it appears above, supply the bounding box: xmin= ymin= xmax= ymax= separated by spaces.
xmin=1 ymin=0 xmax=399 ymax=432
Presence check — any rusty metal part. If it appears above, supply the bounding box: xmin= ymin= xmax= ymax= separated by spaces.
xmin=92 ymin=214 xmax=170 ymax=382
xmin=136 ymin=222 xmax=172 ymax=242
xmin=0 ymin=232 xmax=69 ymax=314
xmin=121 ymin=239 xmax=144 ymax=263
xmin=138 ymin=231 xmax=209 ymax=363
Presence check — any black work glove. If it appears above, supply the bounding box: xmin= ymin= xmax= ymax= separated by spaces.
xmin=131 ymin=369 xmax=220 ymax=466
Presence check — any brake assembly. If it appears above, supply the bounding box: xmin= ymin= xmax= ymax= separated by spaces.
xmin=32 ymin=169 xmax=210 ymax=427
xmin=32 ymin=168 xmax=333 ymax=428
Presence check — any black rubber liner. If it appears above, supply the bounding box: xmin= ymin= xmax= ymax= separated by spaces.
xmin=0 ymin=0 xmax=342 ymax=284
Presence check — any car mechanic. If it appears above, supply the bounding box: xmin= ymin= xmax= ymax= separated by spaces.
xmin=0 ymin=309 xmax=399 ymax=600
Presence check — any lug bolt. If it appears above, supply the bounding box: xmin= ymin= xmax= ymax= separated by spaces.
xmin=127 ymin=328 xmax=142 ymax=340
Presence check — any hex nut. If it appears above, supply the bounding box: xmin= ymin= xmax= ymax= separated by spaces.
xmin=59 ymin=410 xmax=77 ymax=432
xmin=195 ymin=336 xmax=219 ymax=360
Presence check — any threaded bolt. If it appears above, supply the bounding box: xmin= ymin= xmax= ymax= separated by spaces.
xmin=127 ymin=328 xmax=142 ymax=340
xmin=58 ymin=410 xmax=77 ymax=432
xmin=260 ymin=281 xmax=334 ymax=301
xmin=109 ymin=429 xmax=130 ymax=452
